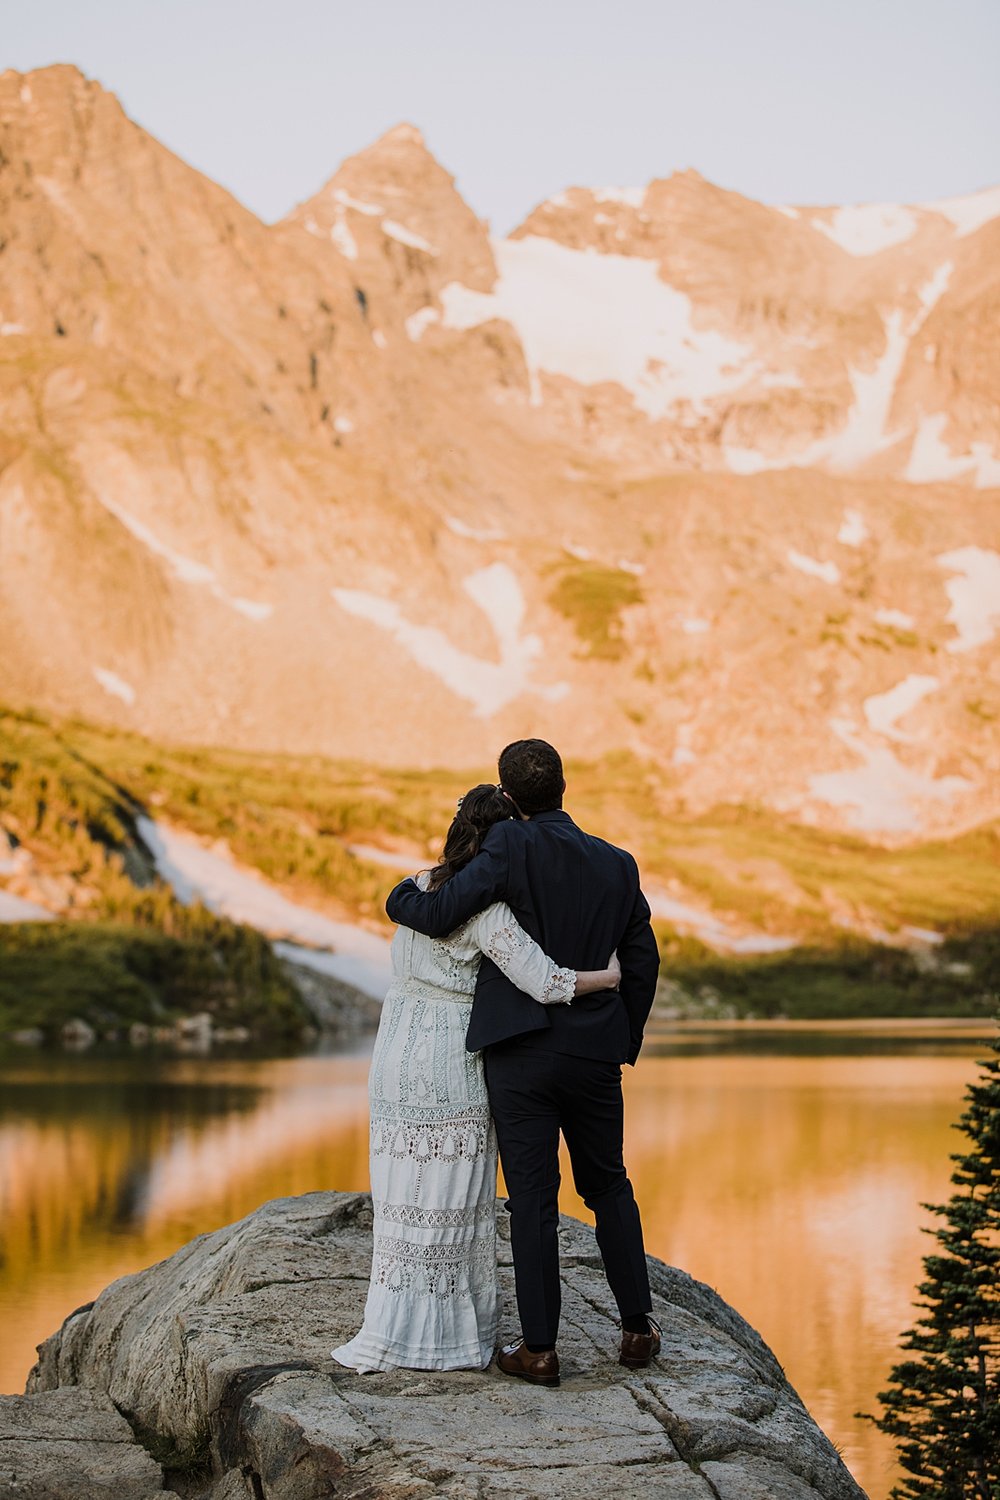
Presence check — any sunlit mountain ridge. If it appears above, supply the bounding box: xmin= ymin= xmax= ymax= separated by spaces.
xmin=0 ymin=64 xmax=998 ymax=839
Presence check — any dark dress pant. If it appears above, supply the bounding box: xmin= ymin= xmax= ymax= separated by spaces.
xmin=484 ymin=1045 xmax=652 ymax=1347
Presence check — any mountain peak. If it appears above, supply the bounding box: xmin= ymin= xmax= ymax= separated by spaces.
xmin=3 ymin=62 xmax=88 ymax=87
xmin=378 ymin=122 xmax=426 ymax=148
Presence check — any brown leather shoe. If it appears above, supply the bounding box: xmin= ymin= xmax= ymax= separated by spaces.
xmin=496 ymin=1340 xmax=560 ymax=1386
xmin=619 ymin=1316 xmax=662 ymax=1369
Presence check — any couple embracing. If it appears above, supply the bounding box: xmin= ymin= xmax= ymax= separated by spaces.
xmin=334 ymin=738 xmax=661 ymax=1385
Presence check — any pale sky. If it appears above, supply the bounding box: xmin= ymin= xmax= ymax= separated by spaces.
xmin=4 ymin=0 xmax=998 ymax=232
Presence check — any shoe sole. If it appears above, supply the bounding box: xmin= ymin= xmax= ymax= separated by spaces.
xmin=497 ymin=1365 xmax=560 ymax=1387
xmin=619 ymin=1343 xmax=661 ymax=1369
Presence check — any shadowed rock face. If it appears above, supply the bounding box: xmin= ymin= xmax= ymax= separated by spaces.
xmin=23 ymin=1191 xmax=867 ymax=1499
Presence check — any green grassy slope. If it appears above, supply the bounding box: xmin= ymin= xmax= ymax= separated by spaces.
xmin=0 ymin=710 xmax=307 ymax=1038
xmin=2 ymin=706 xmax=998 ymax=1030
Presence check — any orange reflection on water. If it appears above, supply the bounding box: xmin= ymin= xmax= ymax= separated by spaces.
xmin=0 ymin=1040 xmax=984 ymax=1500
xmin=575 ymin=1053 xmax=975 ymax=1499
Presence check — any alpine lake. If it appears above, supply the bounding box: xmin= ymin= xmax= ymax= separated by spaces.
xmin=0 ymin=1018 xmax=991 ymax=1500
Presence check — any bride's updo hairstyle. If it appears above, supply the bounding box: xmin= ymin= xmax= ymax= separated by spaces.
xmin=426 ymin=783 xmax=514 ymax=890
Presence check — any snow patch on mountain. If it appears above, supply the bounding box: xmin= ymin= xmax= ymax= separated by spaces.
xmin=0 ymin=890 xmax=54 ymax=923
xmin=937 ymin=547 xmax=1000 ymax=652
xmin=347 ymin=843 xmax=420 ymax=872
xmin=332 ymin=189 xmax=383 ymax=216
xmin=875 ymin=608 xmax=915 ymax=630
xmin=96 ymin=492 xmax=273 ymax=621
xmin=837 ymin=509 xmax=869 ymax=546
xmin=382 ymin=219 xmax=438 ymax=255
xmin=863 ymin=675 xmax=939 ymax=741
xmin=827 ymin=263 xmax=952 ymax=470
xmin=760 ymin=370 xmax=804 ymax=389
xmin=331 ymin=563 xmax=568 ymax=716
xmin=810 ymin=204 xmax=919 ymax=256
xmin=826 ymin=310 xmax=909 ymax=468
xmin=808 ymin=719 xmax=973 ymax=833
xmin=646 ymin=888 xmax=796 ymax=954
xmin=727 ymin=264 xmax=953 ymax=477
xmin=226 ymin=596 xmax=273 ymax=622
xmin=405 ymin=306 xmax=440 ymax=341
xmin=328 ymin=214 xmax=358 ymax=260
xmin=593 ymin=187 xmax=646 ymax=207
xmin=92 ymin=667 xmax=136 ymax=705
xmin=919 ymin=183 xmax=1000 ymax=237
xmin=0 ymin=834 xmax=28 ymax=878
xmin=905 ymin=414 xmax=1000 ymax=487
xmin=439 ymin=237 xmax=755 ymax=417
xmin=444 ymin=516 xmax=506 ymax=542
xmin=137 ymin=816 xmax=392 ymax=999
xmin=787 ymin=550 xmax=840 ymax=585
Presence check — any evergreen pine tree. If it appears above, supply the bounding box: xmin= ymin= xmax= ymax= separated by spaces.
xmin=867 ymin=1025 xmax=1000 ymax=1499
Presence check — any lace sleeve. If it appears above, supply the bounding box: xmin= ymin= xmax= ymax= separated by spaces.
xmin=469 ymin=903 xmax=575 ymax=1006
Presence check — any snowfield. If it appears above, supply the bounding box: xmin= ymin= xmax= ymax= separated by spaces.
xmin=137 ymin=816 xmax=393 ymax=999
xmin=646 ymin=888 xmax=796 ymax=955
xmin=937 ymin=547 xmax=1000 ymax=652
xmin=96 ymin=491 xmax=272 ymax=621
xmin=787 ymin=550 xmax=840 ymax=585
xmin=808 ymin=719 xmax=972 ymax=833
xmin=810 ymin=203 xmax=919 ymax=256
xmin=837 ymin=510 xmax=869 ymax=547
xmin=332 ymin=563 xmax=568 ymax=716
xmin=863 ymin=675 xmax=940 ymax=741
xmin=0 ymin=890 xmax=54 ymax=923
xmin=439 ymin=236 xmax=756 ymax=417
xmin=905 ymin=414 xmax=1000 ymax=488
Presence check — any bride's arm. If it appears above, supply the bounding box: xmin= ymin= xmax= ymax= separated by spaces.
xmin=466 ymin=903 xmax=620 ymax=1005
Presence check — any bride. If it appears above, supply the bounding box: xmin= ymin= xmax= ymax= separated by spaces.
xmin=333 ymin=783 xmax=619 ymax=1373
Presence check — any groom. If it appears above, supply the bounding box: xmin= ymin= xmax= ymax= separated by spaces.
xmin=386 ymin=738 xmax=661 ymax=1385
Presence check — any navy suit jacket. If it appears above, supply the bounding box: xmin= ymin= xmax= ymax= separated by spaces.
xmin=385 ymin=810 xmax=660 ymax=1065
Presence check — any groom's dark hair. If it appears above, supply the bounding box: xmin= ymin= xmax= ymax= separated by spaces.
xmin=498 ymin=739 xmax=564 ymax=814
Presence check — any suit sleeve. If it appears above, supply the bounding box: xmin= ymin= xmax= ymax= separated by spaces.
xmin=618 ymin=877 xmax=660 ymax=1066
xmin=385 ymin=822 xmax=512 ymax=937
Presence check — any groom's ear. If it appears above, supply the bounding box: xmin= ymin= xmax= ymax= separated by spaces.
xmin=500 ymin=789 xmax=524 ymax=819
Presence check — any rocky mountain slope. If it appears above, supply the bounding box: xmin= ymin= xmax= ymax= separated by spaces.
xmin=1 ymin=64 xmax=998 ymax=839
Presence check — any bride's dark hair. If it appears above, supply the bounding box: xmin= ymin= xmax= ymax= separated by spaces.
xmin=426 ymin=784 xmax=515 ymax=890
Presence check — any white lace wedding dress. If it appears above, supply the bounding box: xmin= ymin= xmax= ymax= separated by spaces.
xmin=332 ymin=880 xmax=575 ymax=1372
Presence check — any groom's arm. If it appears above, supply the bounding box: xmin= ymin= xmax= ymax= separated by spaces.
xmin=385 ymin=821 xmax=512 ymax=937
xmin=617 ymin=875 xmax=660 ymax=1066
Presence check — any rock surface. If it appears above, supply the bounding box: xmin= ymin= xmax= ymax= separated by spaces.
xmin=24 ymin=1191 xmax=867 ymax=1500
xmin=0 ymin=1387 xmax=176 ymax=1499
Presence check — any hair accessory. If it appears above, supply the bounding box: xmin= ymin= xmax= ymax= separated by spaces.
xmin=456 ymin=795 xmax=465 ymax=811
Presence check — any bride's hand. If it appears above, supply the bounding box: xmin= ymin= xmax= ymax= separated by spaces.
xmin=607 ymin=951 xmax=621 ymax=990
